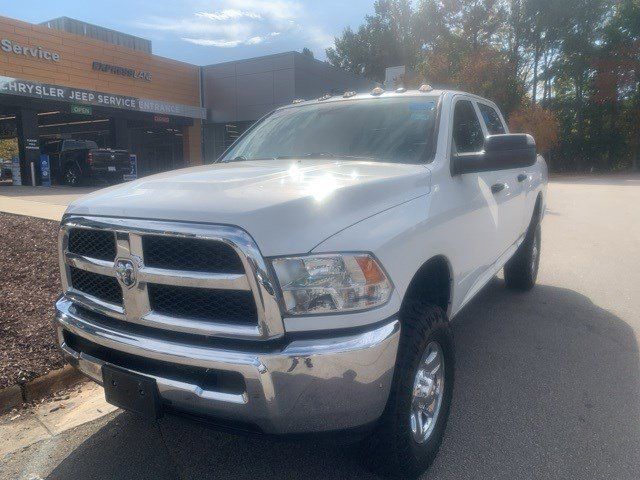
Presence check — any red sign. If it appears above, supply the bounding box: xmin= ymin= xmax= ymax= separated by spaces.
xmin=153 ymin=115 xmax=170 ymax=123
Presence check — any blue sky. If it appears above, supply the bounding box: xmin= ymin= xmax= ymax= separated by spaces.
xmin=0 ymin=0 xmax=375 ymax=65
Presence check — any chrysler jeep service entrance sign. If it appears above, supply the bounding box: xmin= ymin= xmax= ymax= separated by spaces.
xmin=0 ymin=76 xmax=206 ymax=119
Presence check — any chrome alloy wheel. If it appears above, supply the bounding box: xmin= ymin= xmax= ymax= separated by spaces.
xmin=410 ymin=341 xmax=445 ymax=444
xmin=65 ymin=168 xmax=78 ymax=186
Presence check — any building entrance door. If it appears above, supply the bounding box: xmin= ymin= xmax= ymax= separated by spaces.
xmin=129 ymin=127 xmax=184 ymax=177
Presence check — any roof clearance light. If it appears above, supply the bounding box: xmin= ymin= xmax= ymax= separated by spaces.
xmin=371 ymin=86 xmax=384 ymax=96
xmin=418 ymin=84 xmax=434 ymax=93
xmin=343 ymin=91 xmax=357 ymax=98
xmin=396 ymin=86 xmax=406 ymax=93
xmin=292 ymin=99 xmax=305 ymax=104
xmin=318 ymin=93 xmax=332 ymax=101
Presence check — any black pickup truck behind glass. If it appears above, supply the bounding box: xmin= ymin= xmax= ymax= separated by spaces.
xmin=41 ymin=139 xmax=130 ymax=186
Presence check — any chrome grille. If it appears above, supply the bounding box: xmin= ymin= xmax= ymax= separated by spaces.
xmin=68 ymin=228 xmax=116 ymax=261
xmin=142 ymin=235 xmax=244 ymax=273
xmin=148 ymin=284 xmax=257 ymax=324
xmin=69 ymin=266 xmax=123 ymax=306
xmin=58 ymin=217 xmax=284 ymax=341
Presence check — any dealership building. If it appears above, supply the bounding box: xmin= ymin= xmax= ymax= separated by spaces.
xmin=0 ymin=15 xmax=369 ymax=185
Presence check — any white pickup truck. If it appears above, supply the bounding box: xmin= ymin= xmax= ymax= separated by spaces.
xmin=54 ymin=87 xmax=547 ymax=477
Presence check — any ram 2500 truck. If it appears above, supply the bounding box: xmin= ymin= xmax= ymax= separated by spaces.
xmin=54 ymin=87 xmax=547 ymax=478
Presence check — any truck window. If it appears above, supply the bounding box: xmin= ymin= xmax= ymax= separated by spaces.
xmin=478 ymin=103 xmax=506 ymax=135
xmin=41 ymin=141 xmax=61 ymax=155
xmin=452 ymin=100 xmax=484 ymax=153
xmin=221 ymin=97 xmax=440 ymax=164
xmin=62 ymin=140 xmax=98 ymax=151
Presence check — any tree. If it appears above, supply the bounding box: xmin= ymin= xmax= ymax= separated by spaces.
xmin=417 ymin=0 xmax=525 ymax=115
xmin=509 ymin=104 xmax=559 ymax=155
xmin=0 ymin=139 xmax=18 ymax=161
xmin=421 ymin=46 xmax=525 ymax=115
xmin=326 ymin=0 xmax=422 ymax=81
xmin=327 ymin=0 xmax=640 ymax=172
xmin=301 ymin=47 xmax=315 ymax=59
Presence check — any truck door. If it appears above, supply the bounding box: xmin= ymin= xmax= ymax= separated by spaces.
xmin=447 ymin=98 xmax=502 ymax=294
xmin=476 ymin=101 xmax=527 ymax=253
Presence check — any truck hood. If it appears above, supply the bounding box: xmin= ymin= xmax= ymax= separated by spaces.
xmin=66 ymin=159 xmax=430 ymax=256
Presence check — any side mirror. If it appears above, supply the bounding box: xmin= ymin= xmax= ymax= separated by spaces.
xmin=452 ymin=134 xmax=536 ymax=175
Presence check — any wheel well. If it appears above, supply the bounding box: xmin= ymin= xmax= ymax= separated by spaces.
xmin=63 ymin=160 xmax=79 ymax=171
xmin=532 ymin=193 xmax=543 ymax=226
xmin=402 ymin=256 xmax=452 ymax=314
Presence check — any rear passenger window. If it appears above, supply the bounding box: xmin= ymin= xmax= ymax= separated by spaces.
xmin=478 ymin=103 xmax=506 ymax=135
xmin=452 ymin=100 xmax=484 ymax=153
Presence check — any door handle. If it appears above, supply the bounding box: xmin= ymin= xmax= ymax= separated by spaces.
xmin=517 ymin=173 xmax=528 ymax=183
xmin=491 ymin=183 xmax=507 ymax=194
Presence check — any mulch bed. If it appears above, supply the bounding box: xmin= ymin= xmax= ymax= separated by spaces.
xmin=0 ymin=212 xmax=65 ymax=390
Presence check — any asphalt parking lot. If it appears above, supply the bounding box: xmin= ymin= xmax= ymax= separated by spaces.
xmin=1 ymin=174 xmax=639 ymax=479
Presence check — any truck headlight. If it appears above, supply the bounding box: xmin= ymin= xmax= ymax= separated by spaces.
xmin=271 ymin=253 xmax=393 ymax=315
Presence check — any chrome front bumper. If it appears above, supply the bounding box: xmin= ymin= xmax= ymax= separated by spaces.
xmin=55 ymin=297 xmax=400 ymax=434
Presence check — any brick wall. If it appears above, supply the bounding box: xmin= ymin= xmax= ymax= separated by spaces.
xmin=0 ymin=15 xmax=200 ymax=107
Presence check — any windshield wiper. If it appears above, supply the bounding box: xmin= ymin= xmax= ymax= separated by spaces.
xmin=221 ymin=156 xmax=277 ymax=163
xmin=220 ymin=155 xmax=246 ymax=163
xmin=276 ymin=153 xmax=374 ymax=160
xmin=224 ymin=153 xmax=375 ymax=162
xmin=274 ymin=152 xmax=335 ymax=160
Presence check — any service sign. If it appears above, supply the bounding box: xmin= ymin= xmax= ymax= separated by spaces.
xmin=0 ymin=76 xmax=206 ymax=119
xmin=0 ymin=38 xmax=60 ymax=62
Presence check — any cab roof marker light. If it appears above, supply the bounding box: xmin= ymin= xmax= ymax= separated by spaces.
xmin=371 ymin=86 xmax=384 ymax=96
xmin=343 ymin=91 xmax=357 ymax=98
xmin=396 ymin=86 xmax=406 ymax=93
xmin=292 ymin=99 xmax=305 ymax=104
xmin=317 ymin=93 xmax=332 ymax=101
xmin=418 ymin=84 xmax=434 ymax=93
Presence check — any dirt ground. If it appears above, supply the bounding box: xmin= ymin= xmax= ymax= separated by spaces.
xmin=0 ymin=212 xmax=64 ymax=389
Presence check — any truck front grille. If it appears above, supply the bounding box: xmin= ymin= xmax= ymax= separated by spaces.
xmin=68 ymin=228 xmax=116 ymax=261
xmin=69 ymin=266 xmax=123 ymax=305
xmin=148 ymin=284 xmax=258 ymax=324
xmin=59 ymin=217 xmax=284 ymax=341
xmin=142 ymin=235 xmax=244 ymax=273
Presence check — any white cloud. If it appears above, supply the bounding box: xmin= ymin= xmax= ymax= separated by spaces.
xmin=230 ymin=0 xmax=303 ymax=21
xmin=245 ymin=36 xmax=264 ymax=45
xmin=184 ymin=32 xmax=280 ymax=48
xmin=136 ymin=0 xmax=332 ymax=53
xmin=182 ymin=38 xmax=243 ymax=48
xmin=303 ymin=26 xmax=334 ymax=50
xmin=195 ymin=10 xmax=261 ymax=21
xmin=245 ymin=32 xmax=280 ymax=45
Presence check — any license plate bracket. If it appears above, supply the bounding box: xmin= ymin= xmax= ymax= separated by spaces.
xmin=102 ymin=364 xmax=161 ymax=419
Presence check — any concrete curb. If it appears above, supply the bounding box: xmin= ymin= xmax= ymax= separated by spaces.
xmin=0 ymin=365 xmax=86 ymax=413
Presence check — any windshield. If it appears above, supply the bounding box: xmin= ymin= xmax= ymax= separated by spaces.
xmin=221 ymin=97 xmax=439 ymax=164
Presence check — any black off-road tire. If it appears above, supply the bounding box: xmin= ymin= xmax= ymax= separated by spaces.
xmin=368 ymin=299 xmax=454 ymax=479
xmin=504 ymin=222 xmax=541 ymax=291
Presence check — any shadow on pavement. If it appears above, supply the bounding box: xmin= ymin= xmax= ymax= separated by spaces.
xmin=45 ymin=280 xmax=640 ymax=480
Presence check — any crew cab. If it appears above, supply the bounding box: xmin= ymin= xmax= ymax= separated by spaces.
xmin=41 ymin=139 xmax=130 ymax=186
xmin=54 ymin=87 xmax=547 ymax=478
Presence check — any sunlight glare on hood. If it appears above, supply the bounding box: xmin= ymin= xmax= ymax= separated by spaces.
xmin=307 ymin=173 xmax=338 ymax=202
xmin=288 ymin=162 xmax=305 ymax=182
